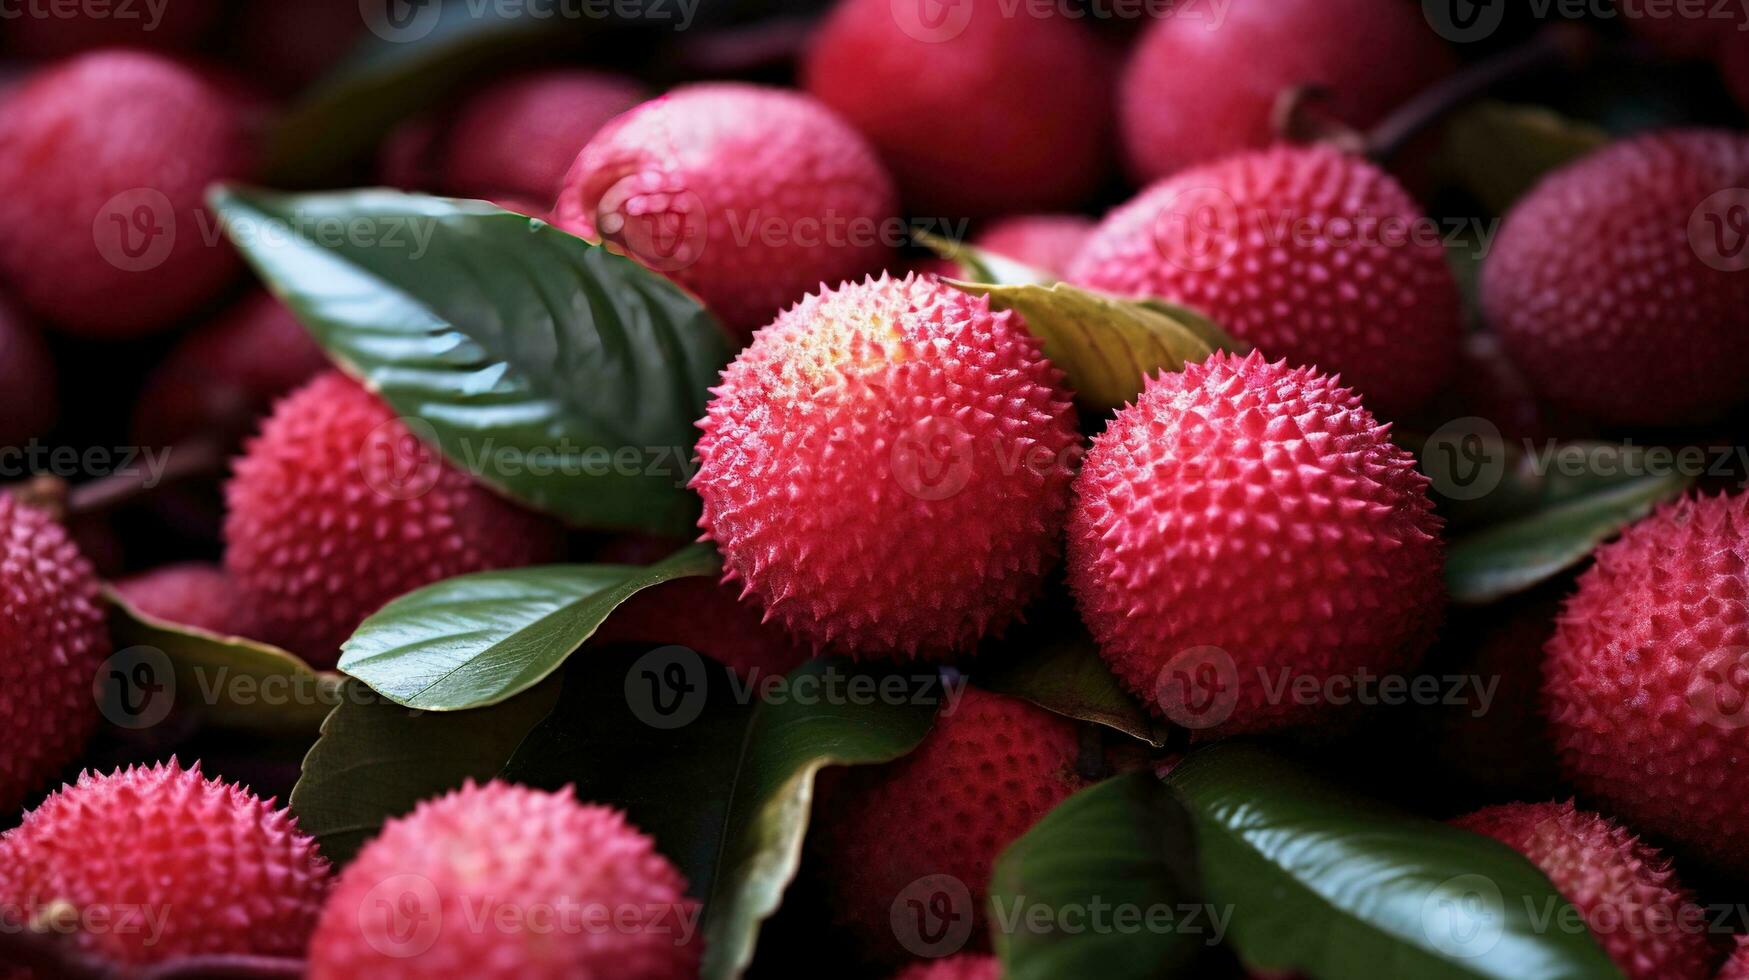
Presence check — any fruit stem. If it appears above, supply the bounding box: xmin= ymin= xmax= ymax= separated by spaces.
xmin=5 ymin=437 xmax=228 ymax=522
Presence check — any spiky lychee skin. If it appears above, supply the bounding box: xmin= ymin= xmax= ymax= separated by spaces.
xmin=308 ymin=781 xmax=698 ymax=980
xmin=1543 ymin=492 xmax=1749 ymax=876
xmin=1451 ymin=802 xmax=1721 ymax=980
xmin=1721 ymin=938 xmax=1749 ymax=980
xmin=594 ymin=578 xmax=812 ymax=680
xmin=113 ymin=563 xmax=257 ymax=638
xmin=1067 ymin=352 xmax=1444 ymax=736
xmin=811 ymin=689 xmax=1085 ymax=962
xmin=971 ymin=215 xmax=1095 ymax=278
xmin=1118 ymin=0 xmax=1452 ymax=182
xmin=801 ymin=0 xmax=1110 ymax=216
xmin=0 ymin=51 xmax=258 ymax=337
xmin=0 ymin=495 xmax=106 ymax=815
xmin=224 ymin=372 xmax=560 ymax=668
xmin=443 ymin=70 xmax=645 ymax=206
xmin=553 ymin=83 xmax=898 ymax=339
xmin=893 ymin=954 xmax=1000 ymax=980
xmin=1070 ymin=145 xmax=1463 ymax=418
xmin=691 ymin=274 xmax=1078 ymax=659
xmin=1481 ymin=130 xmax=1749 ymax=426
xmin=0 ymin=299 xmax=56 ymax=448
xmin=0 ymin=760 xmax=331 ymax=970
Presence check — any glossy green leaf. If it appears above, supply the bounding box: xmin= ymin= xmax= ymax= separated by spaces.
xmin=1167 ymin=742 xmax=1620 ymax=980
xmin=1443 ymin=102 xmax=1607 ymax=212
xmin=991 ymin=771 xmax=1205 ymax=980
xmin=211 ymin=187 xmax=731 ymax=536
xmin=340 ymin=545 xmax=721 ymax=710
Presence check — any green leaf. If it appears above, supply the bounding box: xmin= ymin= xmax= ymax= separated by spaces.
xmin=289 ymin=676 xmax=562 ymax=865
xmin=990 ymin=771 xmax=1205 ymax=980
xmin=914 ymin=230 xmax=1055 ymax=285
xmin=1445 ymin=472 xmax=1692 ymax=605
xmin=105 ymin=588 xmax=340 ymax=736
xmin=1443 ymin=102 xmax=1607 ymax=213
xmin=945 ymin=280 xmax=1247 ymax=410
xmin=339 ymin=545 xmax=722 ymax=710
xmin=1167 ymin=742 xmax=1620 ymax=980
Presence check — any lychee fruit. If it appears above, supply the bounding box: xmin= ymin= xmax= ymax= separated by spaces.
xmin=1118 ymin=0 xmax=1453 ymax=182
xmin=0 ymin=760 xmax=331 ymax=970
xmin=1543 ymin=492 xmax=1749 ymax=876
xmin=223 ymin=371 xmax=561 ymax=667
xmin=0 ymin=493 xmax=107 ymax=814
xmin=893 ymin=954 xmax=1000 ymax=980
xmin=1720 ymin=938 xmax=1749 ymax=980
xmin=691 ymin=274 xmax=1079 ymax=659
xmin=1066 ymin=351 xmax=1444 ymax=736
xmin=112 ymin=562 xmax=258 ymax=638
xmin=1480 ymin=129 xmax=1749 ymax=426
xmin=1450 ymin=801 xmax=1721 ymax=980
xmin=810 ymin=688 xmax=1085 ymax=962
xmin=307 ymin=781 xmax=698 ymax=979
xmin=593 ymin=577 xmax=811 ymax=681
xmin=801 ymin=0 xmax=1111 ymax=215
xmin=442 ymin=69 xmax=645 ymax=206
xmin=0 ymin=298 xmax=56 ymax=448
xmin=553 ymin=83 xmax=898 ymax=339
xmin=4 ymin=0 xmax=218 ymax=58
xmin=1070 ymin=144 xmax=1463 ymax=418
xmin=970 ymin=214 xmax=1096 ymax=278
xmin=0 ymin=51 xmax=260 ymax=337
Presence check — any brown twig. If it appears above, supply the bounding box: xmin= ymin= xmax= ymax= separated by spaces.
xmin=4 ymin=438 xmax=229 ymax=522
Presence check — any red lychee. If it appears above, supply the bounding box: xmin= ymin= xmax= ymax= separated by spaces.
xmin=4 ymin=0 xmax=218 ymax=58
xmin=1066 ymin=351 xmax=1444 ymax=736
xmin=1118 ymin=0 xmax=1453 ymax=183
xmin=970 ymin=214 xmax=1095 ymax=278
xmin=307 ymin=781 xmax=698 ymax=979
xmin=223 ymin=371 xmax=560 ymax=668
xmin=1721 ymin=938 xmax=1749 ymax=980
xmin=0 ymin=494 xmax=106 ymax=814
xmin=1480 ymin=129 xmax=1749 ymax=426
xmin=893 ymin=954 xmax=1000 ymax=980
xmin=691 ymin=274 xmax=1078 ymax=659
xmin=810 ymin=688 xmax=1085 ymax=962
xmin=553 ymin=83 xmax=898 ymax=339
xmin=801 ymin=0 xmax=1111 ymax=215
xmin=0 ymin=298 xmax=56 ymax=448
xmin=1450 ymin=801 xmax=1721 ymax=980
xmin=112 ymin=563 xmax=257 ymax=638
xmin=1543 ymin=492 xmax=1749 ymax=876
xmin=0 ymin=51 xmax=260 ymax=337
xmin=1070 ymin=144 xmax=1463 ymax=418
xmin=593 ymin=577 xmax=811 ymax=681
xmin=0 ymin=760 xmax=331 ymax=970
xmin=442 ymin=70 xmax=645 ymax=206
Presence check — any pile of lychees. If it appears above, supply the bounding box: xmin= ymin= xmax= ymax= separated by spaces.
xmin=0 ymin=1 xmax=1746 ymax=978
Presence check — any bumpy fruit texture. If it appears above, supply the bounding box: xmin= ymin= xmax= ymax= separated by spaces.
xmin=553 ymin=83 xmax=898 ymax=338
xmin=0 ymin=494 xmax=106 ymax=814
xmin=1118 ymin=0 xmax=1452 ymax=182
xmin=308 ymin=781 xmax=698 ymax=980
xmin=1722 ymin=938 xmax=1749 ymax=980
xmin=4 ymin=0 xmax=218 ymax=58
xmin=802 ymin=0 xmax=1111 ymax=215
xmin=1451 ymin=802 xmax=1721 ymax=980
xmin=1067 ymin=352 xmax=1444 ymax=736
xmin=1481 ymin=129 xmax=1749 ymax=426
xmin=971 ymin=215 xmax=1095 ymax=278
xmin=1071 ymin=145 xmax=1462 ymax=418
xmin=224 ymin=372 xmax=559 ymax=667
xmin=811 ymin=689 xmax=1084 ymax=962
xmin=1544 ymin=492 xmax=1749 ymax=875
xmin=593 ymin=577 xmax=811 ymax=680
xmin=0 ymin=51 xmax=258 ymax=337
xmin=691 ymin=274 xmax=1078 ymax=659
xmin=0 ymin=299 xmax=56 ymax=448
xmin=0 ymin=760 xmax=331 ymax=969
xmin=893 ymin=954 xmax=1001 ymax=980
xmin=113 ymin=563 xmax=258 ymax=637
xmin=443 ymin=70 xmax=645 ymax=206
